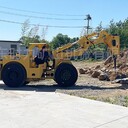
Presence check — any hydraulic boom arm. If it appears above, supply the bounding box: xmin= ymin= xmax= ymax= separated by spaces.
xmin=53 ymin=30 xmax=120 ymax=59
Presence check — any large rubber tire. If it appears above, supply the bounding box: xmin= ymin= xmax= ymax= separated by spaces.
xmin=54 ymin=63 xmax=78 ymax=87
xmin=1 ymin=62 xmax=26 ymax=87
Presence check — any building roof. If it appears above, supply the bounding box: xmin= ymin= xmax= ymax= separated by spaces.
xmin=0 ymin=40 xmax=22 ymax=43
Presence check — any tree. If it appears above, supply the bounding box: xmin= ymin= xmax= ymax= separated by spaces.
xmin=51 ymin=33 xmax=70 ymax=49
xmin=20 ymin=20 xmax=50 ymax=46
xmin=50 ymin=33 xmax=79 ymax=49
xmin=20 ymin=20 xmax=40 ymax=46
xmin=106 ymin=18 xmax=128 ymax=49
xmin=95 ymin=21 xmax=103 ymax=32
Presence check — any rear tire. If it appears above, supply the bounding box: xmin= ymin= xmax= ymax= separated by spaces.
xmin=1 ymin=62 xmax=26 ymax=87
xmin=54 ymin=63 xmax=78 ymax=87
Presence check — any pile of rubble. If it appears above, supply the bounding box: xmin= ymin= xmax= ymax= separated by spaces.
xmin=79 ymin=50 xmax=128 ymax=83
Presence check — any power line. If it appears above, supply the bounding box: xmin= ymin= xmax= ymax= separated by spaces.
xmin=0 ymin=19 xmax=84 ymax=28
xmin=0 ymin=5 xmax=85 ymax=17
xmin=0 ymin=10 xmax=84 ymax=21
xmin=0 ymin=10 xmax=83 ymax=21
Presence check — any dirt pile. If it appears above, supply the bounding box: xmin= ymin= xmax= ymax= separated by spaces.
xmin=79 ymin=51 xmax=128 ymax=83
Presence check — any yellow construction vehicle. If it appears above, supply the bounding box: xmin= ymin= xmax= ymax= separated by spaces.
xmin=0 ymin=30 xmax=120 ymax=87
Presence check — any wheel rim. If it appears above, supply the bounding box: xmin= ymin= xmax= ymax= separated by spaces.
xmin=8 ymin=71 xmax=18 ymax=81
xmin=61 ymin=69 xmax=71 ymax=82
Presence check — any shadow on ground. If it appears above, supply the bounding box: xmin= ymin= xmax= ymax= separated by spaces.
xmin=0 ymin=83 xmax=127 ymax=92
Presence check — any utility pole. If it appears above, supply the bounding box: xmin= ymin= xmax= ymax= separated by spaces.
xmin=41 ymin=26 xmax=48 ymax=41
xmin=84 ymin=14 xmax=92 ymax=35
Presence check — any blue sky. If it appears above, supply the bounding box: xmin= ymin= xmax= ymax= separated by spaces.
xmin=0 ymin=0 xmax=128 ymax=41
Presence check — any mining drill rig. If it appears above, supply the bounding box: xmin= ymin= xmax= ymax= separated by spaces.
xmin=0 ymin=30 xmax=120 ymax=87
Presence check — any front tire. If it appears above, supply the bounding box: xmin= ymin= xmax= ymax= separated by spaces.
xmin=1 ymin=62 xmax=26 ymax=87
xmin=54 ymin=63 xmax=78 ymax=87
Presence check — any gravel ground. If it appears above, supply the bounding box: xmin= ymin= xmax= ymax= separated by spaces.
xmin=27 ymin=61 xmax=128 ymax=107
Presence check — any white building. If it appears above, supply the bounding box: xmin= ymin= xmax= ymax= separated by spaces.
xmin=0 ymin=40 xmax=26 ymax=57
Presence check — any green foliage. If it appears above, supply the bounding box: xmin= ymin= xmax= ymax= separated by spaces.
xmin=51 ymin=33 xmax=70 ymax=49
xmin=95 ymin=21 xmax=103 ymax=32
xmin=50 ymin=33 xmax=79 ymax=49
xmin=20 ymin=20 xmax=40 ymax=46
xmin=89 ymin=22 xmax=107 ymax=52
xmin=70 ymin=37 xmax=79 ymax=43
xmin=20 ymin=20 xmax=49 ymax=46
xmin=106 ymin=18 xmax=128 ymax=49
xmin=92 ymin=43 xmax=107 ymax=51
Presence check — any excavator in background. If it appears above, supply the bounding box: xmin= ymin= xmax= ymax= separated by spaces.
xmin=0 ymin=30 xmax=120 ymax=87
